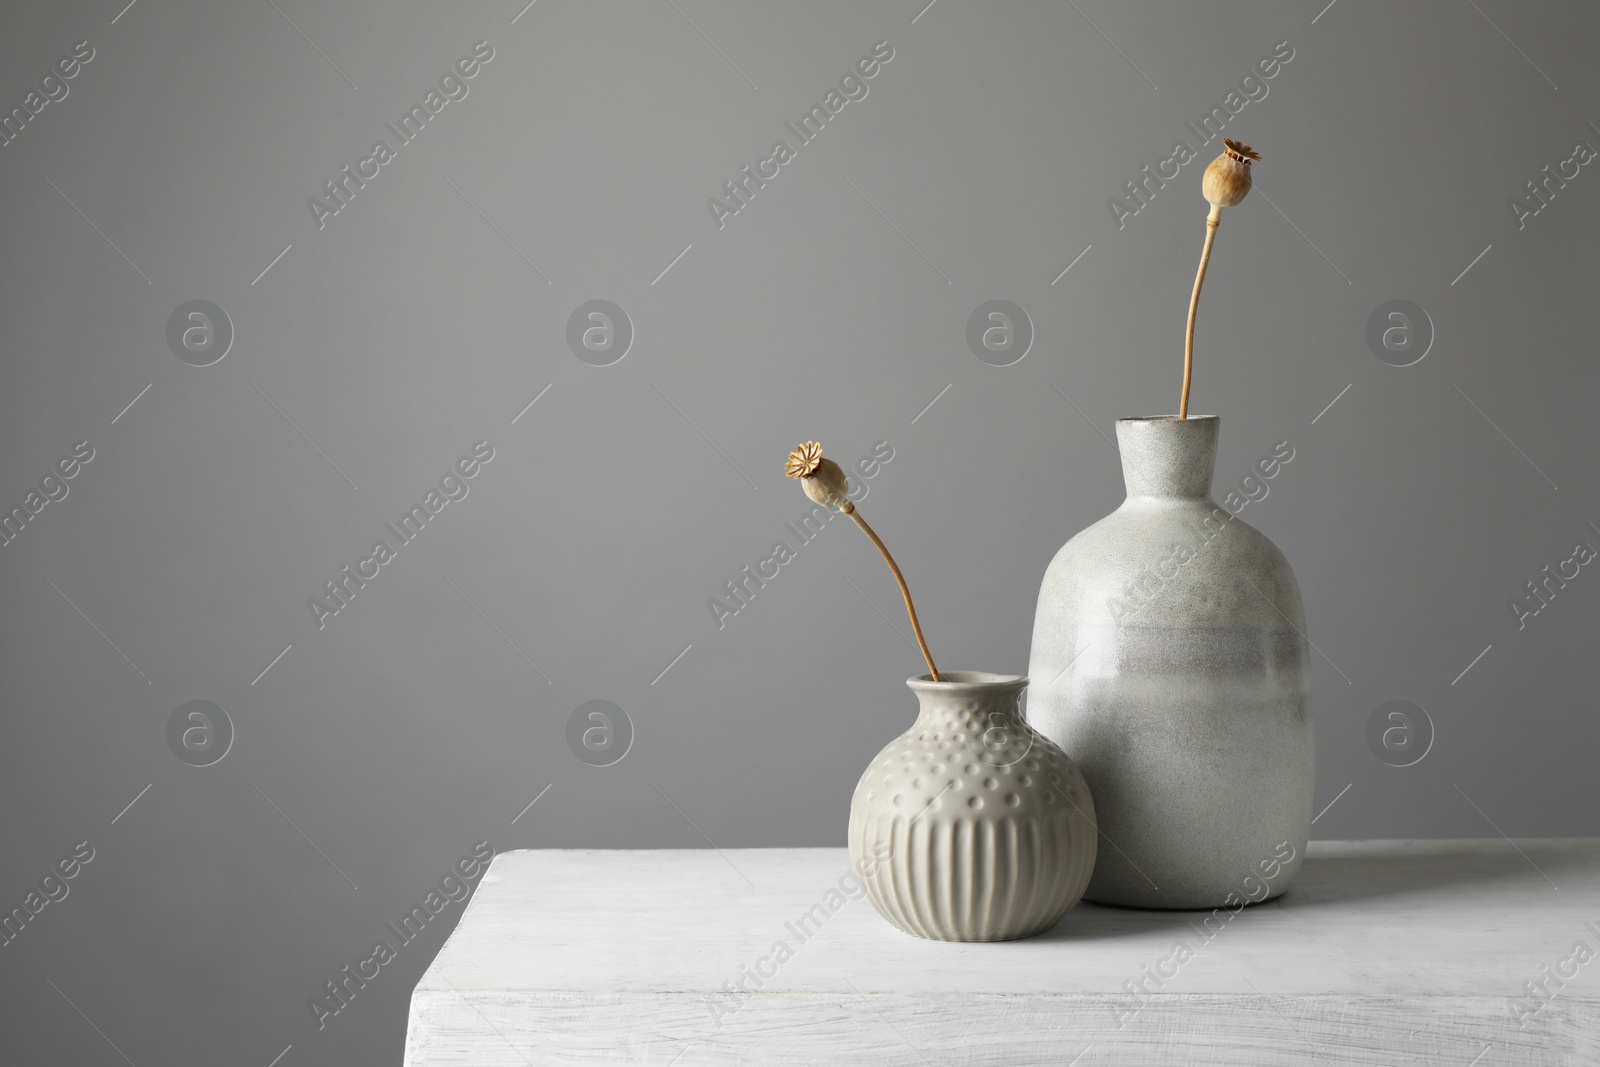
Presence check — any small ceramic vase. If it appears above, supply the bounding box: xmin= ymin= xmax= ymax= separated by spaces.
xmin=848 ymin=671 xmax=1097 ymax=941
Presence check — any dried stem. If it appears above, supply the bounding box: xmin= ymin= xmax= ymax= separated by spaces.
xmin=845 ymin=508 xmax=940 ymax=681
xmin=1180 ymin=202 xmax=1223 ymax=420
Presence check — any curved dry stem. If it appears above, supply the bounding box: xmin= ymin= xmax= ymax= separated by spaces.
xmin=845 ymin=508 xmax=940 ymax=681
xmin=1180 ymin=203 xmax=1223 ymax=420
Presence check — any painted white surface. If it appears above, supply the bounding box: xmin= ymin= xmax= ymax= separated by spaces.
xmin=405 ymin=840 xmax=1600 ymax=1065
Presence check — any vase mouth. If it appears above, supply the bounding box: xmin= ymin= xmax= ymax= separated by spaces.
xmin=907 ymin=671 xmax=1028 ymax=694
xmin=1115 ymin=414 xmax=1219 ymax=425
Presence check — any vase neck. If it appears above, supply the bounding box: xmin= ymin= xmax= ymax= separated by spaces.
xmin=1116 ymin=416 xmax=1219 ymax=500
xmin=908 ymin=675 xmax=1028 ymax=732
xmin=913 ymin=694 xmax=1026 ymax=731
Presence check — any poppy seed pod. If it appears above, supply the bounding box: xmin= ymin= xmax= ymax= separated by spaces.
xmin=1202 ymin=138 xmax=1260 ymax=209
xmin=802 ymin=458 xmax=853 ymax=512
xmin=785 ymin=441 xmax=853 ymax=511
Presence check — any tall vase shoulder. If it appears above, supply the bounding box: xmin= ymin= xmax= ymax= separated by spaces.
xmin=1036 ymin=502 xmax=1306 ymax=635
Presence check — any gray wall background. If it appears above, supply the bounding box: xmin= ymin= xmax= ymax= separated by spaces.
xmin=2 ymin=0 xmax=1596 ymax=1063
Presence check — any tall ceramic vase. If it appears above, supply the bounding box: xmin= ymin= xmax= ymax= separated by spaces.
xmin=1027 ymin=416 xmax=1313 ymax=909
xmin=849 ymin=672 xmax=1098 ymax=941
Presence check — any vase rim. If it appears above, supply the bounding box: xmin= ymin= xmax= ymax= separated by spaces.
xmin=907 ymin=670 xmax=1028 ymax=693
xmin=1115 ymin=414 xmax=1219 ymax=424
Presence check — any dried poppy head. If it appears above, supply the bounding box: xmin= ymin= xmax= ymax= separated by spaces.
xmin=1203 ymin=138 xmax=1260 ymax=209
xmin=785 ymin=441 xmax=853 ymax=512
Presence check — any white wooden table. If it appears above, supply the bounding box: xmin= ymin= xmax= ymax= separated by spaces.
xmin=405 ymin=840 xmax=1599 ymax=1066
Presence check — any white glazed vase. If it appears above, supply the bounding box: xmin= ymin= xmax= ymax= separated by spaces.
xmin=848 ymin=672 xmax=1097 ymax=941
xmin=1027 ymin=416 xmax=1314 ymax=910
